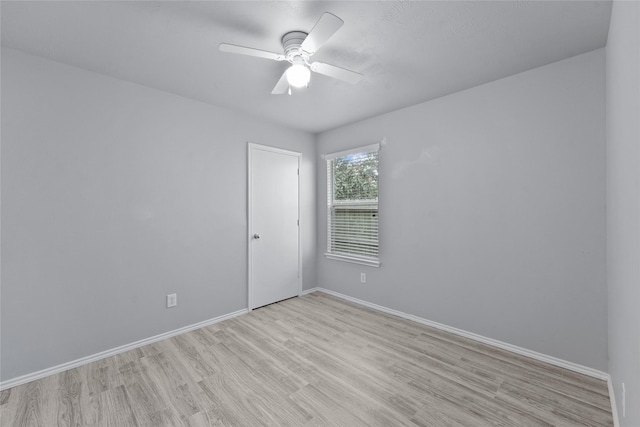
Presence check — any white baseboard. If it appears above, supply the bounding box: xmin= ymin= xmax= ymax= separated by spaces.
xmin=301 ymin=286 xmax=320 ymax=296
xmin=0 ymin=308 xmax=248 ymax=391
xmin=2 ymin=287 xmax=612 ymax=400
xmin=314 ymin=288 xmax=610 ymax=381
xmin=608 ymin=376 xmax=621 ymax=427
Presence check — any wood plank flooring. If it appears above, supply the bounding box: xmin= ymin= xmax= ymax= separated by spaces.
xmin=0 ymin=292 xmax=613 ymax=426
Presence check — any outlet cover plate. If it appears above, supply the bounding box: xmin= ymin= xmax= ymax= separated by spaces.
xmin=167 ymin=293 xmax=177 ymax=308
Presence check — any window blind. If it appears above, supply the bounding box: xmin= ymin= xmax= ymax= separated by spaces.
xmin=326 ymin=145 xmax=379 ymax=262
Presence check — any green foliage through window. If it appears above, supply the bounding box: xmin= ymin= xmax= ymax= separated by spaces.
xmin=332 ymin=152 xmax=378 ymax=201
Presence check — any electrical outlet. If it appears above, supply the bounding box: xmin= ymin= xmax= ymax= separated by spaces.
xmin=167 ymin=293 xmax=177 ymax=308
xmin=622 ymin=382 xmax=626 ymax=417
xmin=360 ymin=273 xmax=366 ymax=283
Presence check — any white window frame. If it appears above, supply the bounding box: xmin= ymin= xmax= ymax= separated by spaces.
xmin=324 ymin=143 xmax=381 ymax=268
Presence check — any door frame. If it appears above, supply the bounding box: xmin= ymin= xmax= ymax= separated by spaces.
xmin=247 ymin=142 xmax=302 ymax=311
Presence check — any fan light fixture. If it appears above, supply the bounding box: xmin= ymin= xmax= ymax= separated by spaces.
xmin=219 ymin=12 xmax=364 ymax=95
xmin=286 ymin=64 xmax=311 ymax=88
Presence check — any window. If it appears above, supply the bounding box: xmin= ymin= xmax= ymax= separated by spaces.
xmin=325 ymin=143 xmax=380 ymax=267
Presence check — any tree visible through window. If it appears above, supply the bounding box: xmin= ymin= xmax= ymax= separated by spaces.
xmin=327 ymin=148 xmax=379 ymax=262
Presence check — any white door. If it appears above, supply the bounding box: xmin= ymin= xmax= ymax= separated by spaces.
xmin=248 ymin=143 xmax=300 ymax=309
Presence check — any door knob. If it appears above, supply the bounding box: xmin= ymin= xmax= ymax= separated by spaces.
xmin=253 ymin=233 xmax=261 ymax=239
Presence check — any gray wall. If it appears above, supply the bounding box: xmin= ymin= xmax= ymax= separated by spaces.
xmin=0 ymin=48 xmax=316 ymax=381
xmin=316 ymin=49 xmax=608 ymax=371
xmin=606 ymin=1 xmax=640 ymax=424
xmin=1 ymin=41 xmax=617 ymax=384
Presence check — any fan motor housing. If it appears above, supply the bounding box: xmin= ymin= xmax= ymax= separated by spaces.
xmin=282 ymin=31 xmax=308 ymax=59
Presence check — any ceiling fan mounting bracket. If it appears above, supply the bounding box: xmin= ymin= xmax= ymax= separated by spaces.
xmin=281 ymin=31 xmax=309 ymax=63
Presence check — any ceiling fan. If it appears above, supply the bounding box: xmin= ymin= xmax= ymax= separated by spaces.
xmin=219 ymin=12 xmax=363 ymax=95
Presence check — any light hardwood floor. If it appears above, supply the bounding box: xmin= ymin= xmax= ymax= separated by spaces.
xmin=0 ymin=292 xmax=613 ymax=426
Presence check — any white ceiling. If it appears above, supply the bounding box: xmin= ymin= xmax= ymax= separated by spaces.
xmin=1 ymin=1 xmax=612 ymax=134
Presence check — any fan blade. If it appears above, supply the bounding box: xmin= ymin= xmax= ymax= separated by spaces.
xmin=300 ymin=12 xmax=344 ymax=55
xmin=271 ymin=70 xmax=289 ymax=94
xmin=310 ymin=62 xmax=363 ymax=84
xmin=219 ymin=43 xmax=285 ymax=61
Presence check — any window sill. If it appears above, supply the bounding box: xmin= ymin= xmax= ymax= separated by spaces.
xmin=324 ymin=253 xmax=381 ymax=268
